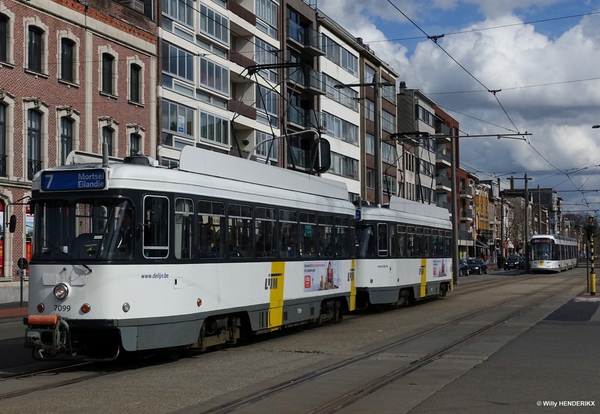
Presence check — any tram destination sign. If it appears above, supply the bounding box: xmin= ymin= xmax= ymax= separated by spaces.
xmin=41 ymin=169 xmax=106 ymax=191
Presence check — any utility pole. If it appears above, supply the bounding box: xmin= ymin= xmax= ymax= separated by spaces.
xmin=524 ymin=173 xmax=530 ymax=272
xmin=451 ymin=132 xmax=459 ymax=286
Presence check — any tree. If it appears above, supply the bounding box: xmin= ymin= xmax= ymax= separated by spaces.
xmin=505 ymin=197 xmax=529 ymax=254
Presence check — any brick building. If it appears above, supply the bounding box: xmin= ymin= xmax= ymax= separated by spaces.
xmin=0 ymin=0 xmax=157 ymax=280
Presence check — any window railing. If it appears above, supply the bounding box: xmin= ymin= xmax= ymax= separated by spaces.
xmin=27 ymin=158 xmax=42 ymax=180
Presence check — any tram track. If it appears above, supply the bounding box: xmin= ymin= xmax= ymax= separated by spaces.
xmin=198 ymin=276 xmax=581 ymax=414
xmin=0 ymin=361 xmax=115 ymax=401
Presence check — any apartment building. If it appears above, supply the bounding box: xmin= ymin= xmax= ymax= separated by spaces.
xmin=0 ymin=0 xmax=157 ymax=280
xmin=397 ymin=86 xmax=437 ymax=204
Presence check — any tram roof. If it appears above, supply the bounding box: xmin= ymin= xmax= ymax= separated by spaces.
xmin=178 ymin=146 xmax=349 ymax=201
xmin=359 ymin=197 xmax=452 ymax=229
xmin=33 ymin=148 xmax=352 ymax=206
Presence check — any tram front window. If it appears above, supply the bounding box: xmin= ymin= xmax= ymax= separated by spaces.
xmin=33 ymin=199 xmax=134 ymax=261
xmin=531 ymin=240 xmax=553 ymax=261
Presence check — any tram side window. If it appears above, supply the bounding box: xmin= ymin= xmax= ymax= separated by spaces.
xmin=424 ymin=228 xmax=431 ymax=257
xmin=175 ymin=198 xmax=193 ymax=260
xmin=415 ymin=228 xmax=424 ymax=257
xmin=300 ymin=212 xmax=317 ymax=258
xmin=356 ymin=224 xmax=375 ymax=258
xmin=279 ymin=209 xmax=298 ymax=258
xmin=389 ymin=223 xmax=398 ymax=257
xmin=407 ymin=227 xmax=416 ymax=257
xmin=228 ymin=204 xmax=253 ymax=258
xmin=255 ymin=207 xmax=276 ymax=258
xmin=197 ymin=200 xmax=225 ymax=258
xmin=334 ymin=217 xmax=350 ymax=258
xmin=318 ymin=214 xmax=333 ymax=257
xmin=397 ymin=225 xmax=406 ymax=257
xmin=143 ymin=196 xmax=169 ymax=258
xmin=445 ymin=231 xmax=451 ymax=257
xmin=377 ymin=223 xmax=388 ymax=257
xmin=431 ymin=230 xmax=438 ymax=257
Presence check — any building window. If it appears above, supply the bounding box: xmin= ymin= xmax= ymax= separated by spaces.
xmin=28 ymin=26 xmax=43 ymax=73
xmin=60 ymin=38 xmax=75 ymax=83
xmin=322 ymin=35 xmax=357 ymax=76
xmin=364 ymin=64 xmax=375 ymax=84
xmin=200 ymin=111 xmax=229 ymax=146
xmin=130 ymin=63 xmax=141 ymax=103
xmin=199 ymin=57 xmax=229 ymax=96
xmin=102 ymin=53 xmax=114 ymax=94
xmin=256 ymin=85 xmax=278 ymax=123
xmin=0 ymin=14 xmax=7 ymax=63
xmin=255 ymin=0 xmax=277 ymax=38
xmin=365 ymin=100 xmax=374 ymax=121
xmin=366 ymin=133 xmax=374 ymax=155
xmin=162 ymin=0 xmax=194 ymax=27
xmin=255 ymin=38 xmax=277 ymax=82
xmin=323 ymin=112 xmax=358 ymax=145
xmin=255 ymin=131 xmax=277 ymax=160
xmin=102 ymin=126 xmax=113 ymax=156
xmin=199 ymin=4 xmax=229 ymax=45
xmin=130 ymin=133 xmax=140 ymax=156
xmin=27 ymin=109 xmax=42 ymax=180
xmin=330 ymin=152 xmax=358 ymax=180
xmin=162 ymin=42 xmax=194 ymax=83
xmin=162 ymin=100 xmax=194 ymax=147
xmin=323 ymin=74 xmax=358 ymax=111
xmin=0 ymin=103 xmax=5 ymax=176
xmin=366 ymin=168 xmax=375 ymax=189
xmin=60 ymin=117 xmax=73 ymax=165
xmin=382 ymin=110 xmax=396 ymax=133
xmin=382 ymin=142 xmax=396 ymax=165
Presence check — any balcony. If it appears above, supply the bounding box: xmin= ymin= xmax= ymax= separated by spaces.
xmin=460 ymin=208 xmax=474 ymax=221
xmin=436 ymin=174 xmax=452 ymax=191
xmin=288 ymin=145 xmax=309 ymax=169
xmin=228 ymin=99 xmax=256 ymax=120
xmin=287 ymin=106 xmax=321 ymax=130
xmin=228 ymin=1 xmax=256 ymax=25
xmin=287 ymin=67 xmax=324 ymax=95
xmin=460 ymin=186 xmax=474 ymax=198
xmin=229 ymin=51 xmax=256 ymax=69
xmin=287 ymin=20 xmax=324 ymax=56
xmin=435 ymin=148 xmax=451 ymax=167
xmin=27 ymin=159 xmax=42 ymax=181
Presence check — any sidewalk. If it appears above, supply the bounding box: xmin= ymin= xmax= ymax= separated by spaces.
xmin=0 ymin=302 xmax=28 ymax=319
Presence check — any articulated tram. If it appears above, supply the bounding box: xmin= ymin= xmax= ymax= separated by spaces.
xmin=355 ymin=199 xmax=452 ymax=308
xmin=22 ymin=147 xmax=452 ymax=360
xmin=529 ymin=234 xmax=578 ymax=273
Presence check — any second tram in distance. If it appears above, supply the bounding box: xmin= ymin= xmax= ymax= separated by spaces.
xmin=529 ymin=234 xmax=578 ymax=272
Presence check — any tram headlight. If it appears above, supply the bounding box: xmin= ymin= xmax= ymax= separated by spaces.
xmin=53 ymin=283 xmax=70 ymax=300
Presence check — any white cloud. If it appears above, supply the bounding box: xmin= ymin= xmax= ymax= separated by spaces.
xmin=317 ymin=1 xmax=600 ymax=208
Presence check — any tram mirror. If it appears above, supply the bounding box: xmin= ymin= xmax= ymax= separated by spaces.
xmin=8 ymin=215 xmax=16 ymax=233
xmin=312 ymin=138 xmax=331 ymax=174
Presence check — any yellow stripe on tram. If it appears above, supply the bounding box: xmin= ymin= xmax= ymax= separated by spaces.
xmin=349 ymin=259 xmax=356 ymax=311
xmin=268 ymin=261 xmax=285 ymax=329
xmin=420 ymin=258 xmax=427 ymax=298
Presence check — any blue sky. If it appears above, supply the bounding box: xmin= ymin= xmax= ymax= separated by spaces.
xmin=319 ymin=0 xmax=600 ymax=215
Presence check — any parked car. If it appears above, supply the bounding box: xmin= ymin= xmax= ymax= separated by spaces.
xmin=504 ymin=255 xmax=525 ymax=270
xmin=459 ymin=259 xmax=470 ymax=276
xmin=467 ymin=258 xmax=488 ymax=274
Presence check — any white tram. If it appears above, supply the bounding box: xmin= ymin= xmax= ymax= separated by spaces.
xmin=529 ymin=234 xmax=578 ymax=273
xmin=23 ymin=147 xmax=357 ymax=359
xmin=354 ymin=198 xmax=453 ymax=308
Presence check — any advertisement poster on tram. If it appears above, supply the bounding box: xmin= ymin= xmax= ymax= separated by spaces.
xmin=303 ymin=261 xmax=342 ymax=292
xmin=432 ymin=259 xmax=448 ymax=278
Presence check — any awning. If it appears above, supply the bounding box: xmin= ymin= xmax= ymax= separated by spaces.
xmin=476 ymin=240 xmax=489 ymax=249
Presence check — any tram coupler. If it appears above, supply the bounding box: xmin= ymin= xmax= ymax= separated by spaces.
xmin=24 ymin=315 xmax=72 ymax=358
